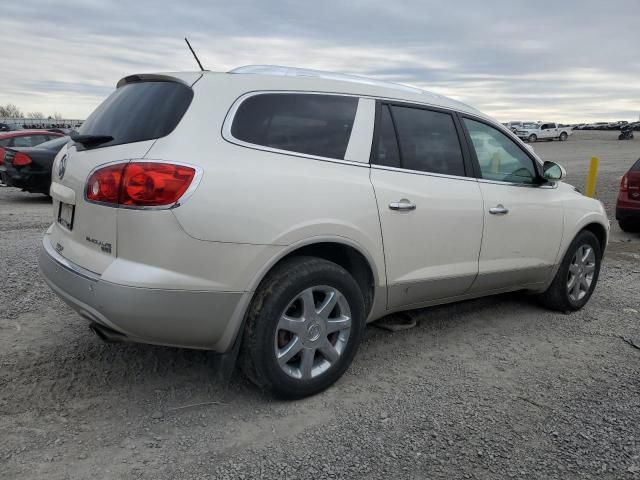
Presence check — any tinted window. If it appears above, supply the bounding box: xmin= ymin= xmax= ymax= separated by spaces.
xmin=0 ymin=138 xmax=9 ymax=147
xmin=37 ymin=136 xmax=69 ymax=150
xmin=390 ymin=106 xmax=465 ymax=176
xmin=631 ymin=158 xmax=640 ymax=171
xmin=464 ymin=118 xmax=537 ymax=184
xmin=78 ymin=81 xmax=193 ymax=150
xmin=12 ymin=136 xmax=42 ymax=147
xmin=374 ymin=105 xmax=400 ymax=167
xmin=231 ymin=93 xmax=358 ymax=160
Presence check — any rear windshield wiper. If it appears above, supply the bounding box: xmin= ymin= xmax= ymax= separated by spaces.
xmin=70 ymin=133 xmax=114 ymax=147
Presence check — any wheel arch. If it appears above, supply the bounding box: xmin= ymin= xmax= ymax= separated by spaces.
xmin=541 ymin=216 xmax=608 ymax=294
xmin=581 ymin=222 xmax=608 ymax=253
xmin=247 ymin=237 xmax=380 ymax=319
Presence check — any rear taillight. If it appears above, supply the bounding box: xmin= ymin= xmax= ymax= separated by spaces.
xmin=86 ymin=164 xmax=125 ymax=204
xmin=0 ymin=147 xmax=5 ymax=165
xmin=86 ymin=162 xmax=196 ymax=208
xmin=620 ymin=174 xmax=628 ymax=192
xmin=13 ymin=152 xmax=32 ymax=167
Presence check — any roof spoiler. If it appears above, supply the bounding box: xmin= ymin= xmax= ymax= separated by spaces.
xmin=116 ymin=73 xmax=194 ymax=89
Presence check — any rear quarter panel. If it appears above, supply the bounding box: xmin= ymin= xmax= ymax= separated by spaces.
xmin=144 ymin=75 xmax=386 ymax=293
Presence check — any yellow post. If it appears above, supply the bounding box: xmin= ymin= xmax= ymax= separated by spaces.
xmin=585 ymin=156 xmax=599 ymax=198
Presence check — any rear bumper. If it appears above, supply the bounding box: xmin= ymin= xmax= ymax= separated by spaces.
xmin=38 ymin=234 xmax=246 ymax=351
xmin=616 ymin=206 xmax=640 ymax=222
xmin=0 ymin=165 xmax=49 ymax=193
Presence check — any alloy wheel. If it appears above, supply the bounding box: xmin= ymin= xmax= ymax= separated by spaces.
xmin=274 ymin=285 xmax=351 ymax=380
xmin=567 ymin=244 xmax=596 ymax=302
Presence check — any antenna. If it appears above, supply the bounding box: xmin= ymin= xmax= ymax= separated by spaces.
xmin=184 ymin=37 xmax=205 ymax=71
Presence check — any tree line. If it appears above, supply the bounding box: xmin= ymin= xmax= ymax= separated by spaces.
xmin=0 ymin=103 xmax=64 ymax=120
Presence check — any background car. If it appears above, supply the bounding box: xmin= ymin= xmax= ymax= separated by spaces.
xmin=47 ymin=127 xmax=75 ymax=135
xmin=0 ymin=136 xmax=69 ymax=194
xmin=515 ymin=122 xmax=572 ymax=142
xmin=0 ymin=129 xmax=64 ymax=148
xmin=616 ymin=157 xmax=640 ymax=232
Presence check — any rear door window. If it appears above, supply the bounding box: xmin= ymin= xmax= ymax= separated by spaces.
xmin=388 ymin=105 xmax=466 ymax=176
xmin=374 ymin=105 xmax=401 ymax=167
xmin=77 ymin=81 xmax=193 ymax=150
xmin=230 ymin=93 xmax=358 ymax=160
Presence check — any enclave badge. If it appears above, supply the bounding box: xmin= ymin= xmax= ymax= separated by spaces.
xmin=58 ymin=154 xmax=67 ymax=179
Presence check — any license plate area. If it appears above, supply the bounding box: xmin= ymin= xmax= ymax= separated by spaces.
xmin=57 ymin=202 xmax=75 ymax=230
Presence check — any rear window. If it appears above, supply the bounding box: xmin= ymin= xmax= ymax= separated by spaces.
xmin=78 ymin=81 xmax=193 ymax=150
xmin=632 ymin=158 xmax=640 ymax=171
xmin=37 ymin=136 xmax=70 ymax=150
xmin=13 ymin=135 xmax=49 ymax=147
xmin=230 ymin=93 xmax=358 ymax=160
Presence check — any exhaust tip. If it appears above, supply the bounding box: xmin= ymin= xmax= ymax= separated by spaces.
xmin=89 ymin=323 xmax=127 ymax=343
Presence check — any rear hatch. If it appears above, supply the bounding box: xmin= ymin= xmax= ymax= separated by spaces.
xmin=48 ymin=73 xmax=200 ymax=273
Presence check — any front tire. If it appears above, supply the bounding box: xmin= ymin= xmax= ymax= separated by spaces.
xmin=240 ymin=256 xmax=365 ymax=399
xmin=538 ymin=231 xmax=602 ymax=312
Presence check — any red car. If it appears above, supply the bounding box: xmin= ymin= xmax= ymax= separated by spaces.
xmin=0 ymin=130 xmax=64 ymax=148
xmin=616 ymin=157 xmax=640 ymax=232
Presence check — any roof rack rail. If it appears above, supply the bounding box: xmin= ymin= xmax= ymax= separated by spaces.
xmin=228 ymin=65 xmax=438 ymax=97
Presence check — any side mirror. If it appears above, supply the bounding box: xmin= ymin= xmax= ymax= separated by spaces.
xmin=543 ymin=161 xmax=565 ymax=181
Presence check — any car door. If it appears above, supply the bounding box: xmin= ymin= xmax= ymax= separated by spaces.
xmin=537 ymin=124 xmax=549 ymax=139
xmin=369 ymin=103 xmax=484 ymax=309
xmin=460 ymin=117 xmax=564 ymax=292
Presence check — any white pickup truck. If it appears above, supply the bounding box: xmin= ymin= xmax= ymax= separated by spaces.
xmin=515 ymin=122 xmax=573 ymax=142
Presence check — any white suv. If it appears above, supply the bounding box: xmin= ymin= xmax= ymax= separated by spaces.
xmin=39 ymin=66 xmax=609 ymax=398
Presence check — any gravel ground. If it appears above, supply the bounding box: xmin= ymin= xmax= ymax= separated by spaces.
xmin=1 ymin=130 xmax=639 ymax=479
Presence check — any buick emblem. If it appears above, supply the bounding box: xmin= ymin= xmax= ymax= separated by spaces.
xmin=58 ymin=154 xmax=67 ymax=179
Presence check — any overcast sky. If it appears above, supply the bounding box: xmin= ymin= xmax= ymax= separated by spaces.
xmin=2 ymin=0 xmax=639 ymax=123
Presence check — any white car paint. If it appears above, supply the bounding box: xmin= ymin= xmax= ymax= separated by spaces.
xmin=42 ymin=66 xmax=608 ymax=352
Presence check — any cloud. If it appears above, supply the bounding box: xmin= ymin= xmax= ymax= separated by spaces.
xmin=1 ymin=0 xmax=639 ymax=122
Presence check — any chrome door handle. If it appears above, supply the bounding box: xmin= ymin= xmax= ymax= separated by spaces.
xmin=489 ymin=204 xmax=509 ymax=215
xmin=389 ymin=199 xmax=416 ymax=211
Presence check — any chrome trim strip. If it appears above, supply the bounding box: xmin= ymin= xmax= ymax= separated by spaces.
xmin=371 ymin=164 xmax=478 ymax=182
xmin=476 ymin=178 xmax=558 ymax=189
xmin=83 ymin=159 xmax=204 ymax=210
xmin=221 ymin=90 xmax=541 ymax=176
xmin=42 ymin=235 xmax=100 ymax=281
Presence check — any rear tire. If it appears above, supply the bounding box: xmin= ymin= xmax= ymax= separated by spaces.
xmin=538 ymin=231 xmax=602 ymax=312
xmin=240 ymin=256 xmax=365 ymax=399
xmin=619 ymin=134 xmax=625 ymax=140
xmin=559 ymin=132 xmax=568 ymax=141
xmin=528 ymin=134 xmax=537 ymax=143
xmin=619 ymin=220 xmax=640 ymax=232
